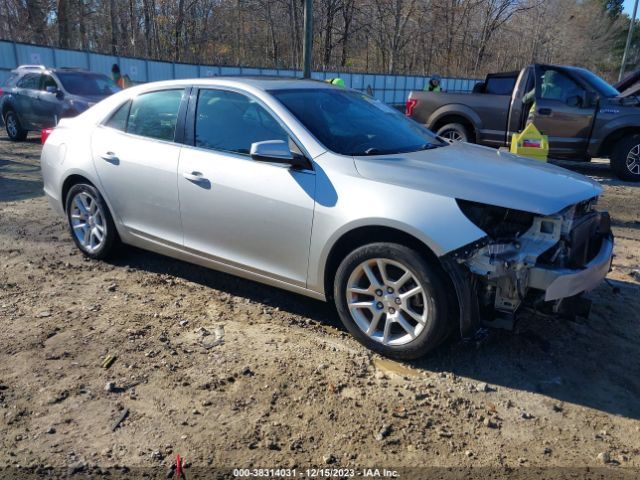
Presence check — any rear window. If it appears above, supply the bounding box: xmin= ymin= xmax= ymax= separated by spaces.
xmin=3 ymin=73 xmax=18 ymax=87
xmin=17 ymin=74 xmax=40 ymax=89
xmin=485 ymin=75 xmax=516 ymax=95
xmin=56 ymin=72 xmax=120 ymax=96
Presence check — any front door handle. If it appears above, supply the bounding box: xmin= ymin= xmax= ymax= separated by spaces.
xmin=537 ymin=107 xmax=552 ymax=116
xmin=183 ymin=171 xmax=208 ymax=183
xmin=101 ymin=152 xmax=119 ymax=164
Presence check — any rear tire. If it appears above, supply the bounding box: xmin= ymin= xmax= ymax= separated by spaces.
xmin=65 ymin=183 xmax=118 ymax=260
xmin=334 ymin=243 xmax=451 ymax=360
xmin=611 ymin=134 xmax=640 ymax=182
xmin=4 ymin=110 xmax=28 ymax=141
xmin=436 ymin=123 xmax=471 ymax=143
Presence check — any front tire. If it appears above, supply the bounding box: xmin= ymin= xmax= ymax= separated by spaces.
xmin=65 ymin=184 xmax=117 ymax=259
xmin=334 ymin=243 xmax=451 ymax=360
xmin=436 ymin=123 xmax=470 ymax=143
xmin=611 ymin=134 xmax=640 ymax=182
xmin=4 ymin=110 xmax=28 ymax=141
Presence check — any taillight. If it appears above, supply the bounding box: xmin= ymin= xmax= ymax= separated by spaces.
xmin=406 ymin=98 xmax=417 ymax=117
xmin=41 ymin=128 xmax=54 ymax=145
xmin=0 ymin=87 xmax=4 ymax=96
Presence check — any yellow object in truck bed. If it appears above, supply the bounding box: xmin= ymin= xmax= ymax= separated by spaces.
xmin=510 ymin=123 xmax=549 ymax=162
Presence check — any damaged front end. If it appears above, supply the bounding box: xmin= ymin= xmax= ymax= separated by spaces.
xmin=443 ymin=198 xmax=614 ymax=337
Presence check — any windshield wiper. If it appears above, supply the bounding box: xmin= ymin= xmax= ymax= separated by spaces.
xmin=419 ymin=142 xmax=447 ymax=150
xmin=363 ymin=148 xmax=381 ymax=155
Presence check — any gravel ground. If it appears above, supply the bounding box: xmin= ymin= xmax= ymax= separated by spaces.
xmin=1 ymin=131 xmax=639 ymax=479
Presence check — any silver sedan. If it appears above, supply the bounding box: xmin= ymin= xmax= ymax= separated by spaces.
xmin=40 ymin=78 xmax=613 ymax=359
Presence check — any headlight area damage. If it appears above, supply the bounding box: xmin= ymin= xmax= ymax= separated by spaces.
xmin=442 ymin=198 xmax=614 ymax=337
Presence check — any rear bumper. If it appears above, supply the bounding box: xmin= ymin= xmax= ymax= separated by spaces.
xmin=528 ymin=235 xmax=614 ymax=301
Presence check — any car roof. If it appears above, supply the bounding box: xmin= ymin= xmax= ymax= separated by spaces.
xmin=188 ymin=77 xmax=334 ymax=91
xmin=12 ymin=65 xmax=101 ymax=75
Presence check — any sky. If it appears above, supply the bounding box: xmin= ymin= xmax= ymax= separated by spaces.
xmin=624 ymin=0 xmax=639 ymax=15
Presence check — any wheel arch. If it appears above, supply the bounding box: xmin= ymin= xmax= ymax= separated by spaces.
xmin=2 ymin=102 xmax=27 ymax=128
xmin=597 ymin=126 xmax=640 ymax=158
xmin=61 ymin=174 xmax=96 ymax=212
xmin=322 ymin=225 xmax=454 ymax=302
xmin=428 ymin=106 xmax=480 ymax=143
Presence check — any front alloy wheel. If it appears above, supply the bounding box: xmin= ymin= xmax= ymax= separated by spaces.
xmin=612 ymin=134 xmax=640 ymax=182
xmin=436 ymin=122 xmax=470 ymax=143
xmin=65 ymin=184 xmax=117 ymax=259
xmin=334 ymin=243 xmax=451 ymax=359
xmin=346 ymin=258 xmax=428 ymax=346
xmin=625 ymin=144 xmax=640 ymax=176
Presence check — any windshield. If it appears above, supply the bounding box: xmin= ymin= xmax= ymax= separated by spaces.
xmin=56 ymin=72 xmax=120 ymax=96
xmin=270 ymin=88 xmax=446 ymax=156
xmin=575 ymin=69 xmax=620 ymax=98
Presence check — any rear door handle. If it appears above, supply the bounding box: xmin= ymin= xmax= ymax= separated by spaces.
xmin=183 ymin=171 xmax=208 ymax=183
xmin=101 ymin=152 xmax=119 ymax=164
xmin=537 ymin=108 xmax=552 ymax=116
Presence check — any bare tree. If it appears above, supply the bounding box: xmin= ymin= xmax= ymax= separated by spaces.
xmin=0 ymin=0 xmax=632 ymax=80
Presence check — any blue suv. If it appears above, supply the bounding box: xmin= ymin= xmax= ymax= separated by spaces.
xmin=1 ymin=65 xmax=120 ymax=141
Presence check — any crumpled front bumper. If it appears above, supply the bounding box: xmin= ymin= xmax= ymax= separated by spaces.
xmin=528 ymin=235 xmax=614 ymax=301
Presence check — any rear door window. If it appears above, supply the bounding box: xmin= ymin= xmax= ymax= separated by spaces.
xmin=485 ymin=75 xmax=516 ymax=95
xmin=105 ymin=101 xmax=131 ymax=131
xmin=194 ymin=89 xmax=289 ymax=155
xmin=17 ymin=74 xmax=41 ymax=90
xmin=126 ymin=90 xmax=184 ymax=142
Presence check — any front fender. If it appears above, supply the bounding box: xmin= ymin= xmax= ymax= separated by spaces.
xmin=305 ymin=174 xmax=487 ymax=295
xmin=590 ymin=115 xmax=640 ymax=156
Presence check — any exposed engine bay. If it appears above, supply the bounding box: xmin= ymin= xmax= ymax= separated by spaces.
xmin=445 ymin=198 xmax=613 ymax=335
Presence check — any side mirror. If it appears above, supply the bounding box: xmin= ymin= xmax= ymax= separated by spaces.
xmin=250 ymin=140 xmax=309 ymax=169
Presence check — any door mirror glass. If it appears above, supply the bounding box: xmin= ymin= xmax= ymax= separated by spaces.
xmin=250 ymin=140 xmax=294 ymax=163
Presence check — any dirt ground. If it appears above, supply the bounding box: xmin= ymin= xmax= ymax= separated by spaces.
xmin=1 ymin=131 xmax=639 ymax=479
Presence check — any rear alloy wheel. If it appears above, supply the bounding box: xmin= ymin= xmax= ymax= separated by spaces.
xmin=65 ymin=184 xmax=117 ymax=259
xmin=334 ymin=243 xmax=450 ymax=359
xmin=612 ymin=134 xmax=640 ymax=182
xmin=436 ymin=123 xmax=470 ymax=143
xmin=4 ymin=110 xmax=28 ymax=141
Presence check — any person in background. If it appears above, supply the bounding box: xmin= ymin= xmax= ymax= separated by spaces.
xmin=326 ymin=77 xmax=345 ymax=87
xmin=523 ymin=70 xmax=563 ymax=125
xmin=111 ymin=64 xmax=125 ymax=89
xmin=424 ymin=75 xmax=442 ymax=92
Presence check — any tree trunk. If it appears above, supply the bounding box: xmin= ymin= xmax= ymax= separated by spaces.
xmin=109 ymin=0 xmax=118 ymax=55
xmin=57 ymin=0 xmax=70 ymax=48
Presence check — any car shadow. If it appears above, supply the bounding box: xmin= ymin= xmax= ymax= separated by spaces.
xmin=109 ymin=246 xmax=341 ymax=328
xmin=0 ymin=175 xmax=43 ymax=203
xmin=109 ymin=246 xmax=640 ymax=420
xmin=0 ymin=158 xmax=43 ymax=202
xmin=0 ymin=135 xmax=41 ymax=146
xmin=412 ymin=279 xmax=640 ymax=420
xmin=551 ymin=158 xmax=640 ymax=188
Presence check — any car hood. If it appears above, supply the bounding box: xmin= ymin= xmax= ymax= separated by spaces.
xmin=353 ymin=142 xmax=602 ymax=216
xmin=68 ymin=94 xmax=111 ymax=105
